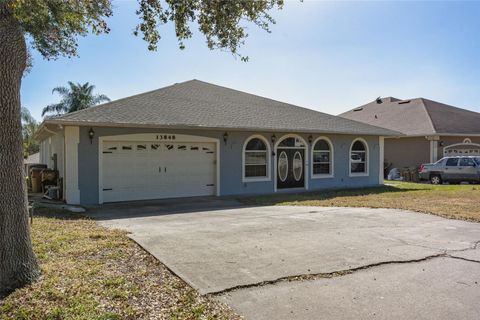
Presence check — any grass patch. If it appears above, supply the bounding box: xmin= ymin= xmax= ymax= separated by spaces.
xmin=0 ymin=208 xmax=239 ymax=320
xmin=241 ymin=181 xmax=480 ymax=222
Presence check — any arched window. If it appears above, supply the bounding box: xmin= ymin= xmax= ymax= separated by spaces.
xmin=312 ymin=138 xmax=333 ymax=177
xmin=243 ymin=136 xmax=270 ymax=181
xmin=350 ymin=139 xmax=368 ymax=175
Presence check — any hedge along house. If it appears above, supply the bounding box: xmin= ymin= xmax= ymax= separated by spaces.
xmin=35 ymin=80 xmax=398 ymax=205
xmin=340 ymin=97 xmax=480 ymax=170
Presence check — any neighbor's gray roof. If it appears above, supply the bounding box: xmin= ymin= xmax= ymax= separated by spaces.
xmin=24 ymin=152 xmax=40 ymax=164
xmin=46 ymin=80 xmax=398 ymax=136
xmin=340 ymin=97 xmax=480 ymax=136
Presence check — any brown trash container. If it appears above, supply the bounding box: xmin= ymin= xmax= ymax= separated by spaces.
xmin=409 ymin=167 xmax=419 ymax=182
xmin=30 ymin=168 xmax=43 ymax=193
xmin=400 ymin=168 xmax=410 ymax=182
xmin=26 ymin=164 xmax=47 ymax=190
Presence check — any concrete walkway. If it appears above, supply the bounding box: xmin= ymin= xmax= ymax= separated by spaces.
xmin=90 ymin=201 xmax=480 ymax=319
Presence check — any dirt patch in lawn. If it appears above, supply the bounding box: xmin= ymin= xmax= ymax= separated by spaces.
xmin=0 ymin=208 xmax=239 ymax=320
xmin=241 ymin=181 xmax=480 ymax=223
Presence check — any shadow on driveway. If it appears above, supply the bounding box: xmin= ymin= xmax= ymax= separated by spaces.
xmin=240 ymin=185 xmax=419 ymax=206
xmin=85 ymin=185 xmax=423 ymax=221
xmin=86 ymin=196 xmax=248 ymax=220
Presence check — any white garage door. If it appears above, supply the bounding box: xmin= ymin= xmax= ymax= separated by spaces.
xmin=101 ymin=140 xmax=216 ymax=202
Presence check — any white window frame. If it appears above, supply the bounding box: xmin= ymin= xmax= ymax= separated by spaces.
xmin=311 ymin=136 xmax=334 ymax=179
xmin=242 ymin=134 xmax=271 ymax=182
xmin=349 ymin=138 xmax=369 ymax=177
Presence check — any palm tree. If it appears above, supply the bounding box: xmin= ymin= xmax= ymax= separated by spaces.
xmin=42 ymin=82 xmax=110 ymax=117
xmin=21 ymin=108 xmax=39 ymax=158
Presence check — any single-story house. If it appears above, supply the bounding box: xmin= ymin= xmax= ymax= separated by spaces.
xmin=340 ymin=97 xmax=480 ymax=170
xmin=35 ymin=80 xmax=397 ymax=205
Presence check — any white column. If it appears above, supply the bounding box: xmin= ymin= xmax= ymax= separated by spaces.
xmin=429 ymin=140 xmax=438 ymax=163
xmin=65 ymin=126 xmax=80 ymax=204
xmin=379 ymin=136 xmax=385 ymax=184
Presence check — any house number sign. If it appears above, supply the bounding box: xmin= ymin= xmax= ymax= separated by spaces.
xmin=156 ymin=134 xmax=176 ymax=140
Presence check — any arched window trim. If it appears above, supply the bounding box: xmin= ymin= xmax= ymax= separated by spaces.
xmin=242 ymin=134 xmax=271 ymax=182
xmin=274 ymin=134 xmax=308 ymax=150
xmin=311 ymin=136 xmax=334 ymax=179
xmin=349 ymin=138 xmax=369 ymax=177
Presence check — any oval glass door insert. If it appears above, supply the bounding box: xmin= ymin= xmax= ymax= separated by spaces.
xmin=278 ymin=151 xmax=288 ymax=182
xmin=293 ymin=151 xmax=303 ymax=181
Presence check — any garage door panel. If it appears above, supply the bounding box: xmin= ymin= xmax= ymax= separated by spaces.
xmin=102 ymin=140 xmax=216 ymax=202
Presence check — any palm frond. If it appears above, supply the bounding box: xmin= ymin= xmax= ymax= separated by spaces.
xmin=42 ymin=103 xmax=69 ymax=116
xmin=21 ymin=107 xmax=36 ymax=124
xmin=92 ymin=94 xmax=110 ymax=105
xmin=47 ymin=81 xmax=110 ymax=115
xmin=52 ymin=86 xmax=70 ymax=97
xmin=67 ymin=81 xmax=77 ymax=90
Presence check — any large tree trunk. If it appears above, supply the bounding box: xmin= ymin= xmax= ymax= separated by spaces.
xmin=0 ymin=3 xmax=39 ymax=297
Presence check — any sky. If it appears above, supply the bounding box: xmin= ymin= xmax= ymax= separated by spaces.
xmin=21 ymin=0 xmax=480 ymax=121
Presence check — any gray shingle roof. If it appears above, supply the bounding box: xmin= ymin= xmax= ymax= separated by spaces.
xmin=46 ymin=80 xmax=398 ymax=136
xmin=340 ymin=97 xmax=480 ymax=136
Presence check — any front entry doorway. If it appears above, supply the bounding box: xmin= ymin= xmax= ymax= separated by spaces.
xmin=276 ymin=136 xmax=306 ymax=189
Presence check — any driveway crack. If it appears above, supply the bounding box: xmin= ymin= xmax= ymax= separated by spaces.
xmin=447 ymin=255 xmax=480 ymax=264
xmin=211 ymin=240 xmax=480 ymax=296
xmin=210 ymin=252 xmax=447 ymax=296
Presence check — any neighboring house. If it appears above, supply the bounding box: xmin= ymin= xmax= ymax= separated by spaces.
xmin=23 ymin=152 xmax=40 ymax=174
xmin=35 ymin=80 xmax=397 ymax=205
xmin=24 ymin=152 xmax=40 ymax=165
xmin=340 ymin=97 xmax=480 ymax=170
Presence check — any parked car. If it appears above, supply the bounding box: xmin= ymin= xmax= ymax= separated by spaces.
xmin=419 ymin=156 xmax=480 ymax=184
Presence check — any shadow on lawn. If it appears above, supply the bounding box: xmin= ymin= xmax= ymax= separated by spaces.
xmin=32 ymin=206 xmax=88 ymax=220
xmin=239 ymin=185 xmax=420 ymax=206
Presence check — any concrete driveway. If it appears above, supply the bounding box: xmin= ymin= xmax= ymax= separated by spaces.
xmin=89 ymin=198 xmax=480 ymax=320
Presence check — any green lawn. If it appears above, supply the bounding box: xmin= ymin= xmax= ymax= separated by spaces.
xmin=241 ymin=181 xmax=480 ymax=222
xmin=0 ymin=208 xmax=239 ymax=320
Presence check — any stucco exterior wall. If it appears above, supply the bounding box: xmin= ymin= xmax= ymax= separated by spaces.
xmin=384 ymin=136 xmax=430 ymax=169
xmin=38 ymin=133 xmax=65 ymax=178
xmin=75 ymin=126 xmax=381 ymax=204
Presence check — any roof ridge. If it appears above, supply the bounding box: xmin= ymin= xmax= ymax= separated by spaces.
xmin=418 ymin=98 xmax=438 ymax=134
xmin=341 ymin=97 xmax=430 ymax=117
xmin=50 ymin=80 xmax=192 ymax=120
xmin=421 ymin=97 xmax=480 ymax=135
xmin=422 ymin=97 xmax=480 ymax=115
xmin=188 ymin=79 xmax=341 ymax=117
xmin=54 ymin=79 xmax=333 ymax=121
xmin=184 ymin=82 xmax=406 ymax=134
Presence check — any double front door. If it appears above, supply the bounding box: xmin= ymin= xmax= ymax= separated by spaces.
xmin=277 ymin=148 xmax=305 ymax=189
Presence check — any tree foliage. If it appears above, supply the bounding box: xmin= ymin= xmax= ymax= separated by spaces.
xmin=20 ymin=107 xmax=39 ymax=158
xmin=8 ymin=0 xmax=284 ymax=61
xmin=135 ymin=0 xmax=284 ymax=61
xmin=9 ymin=0 xmax=112 ymax=59
xmin=42 ymin=81 xmax=110 ymax=117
